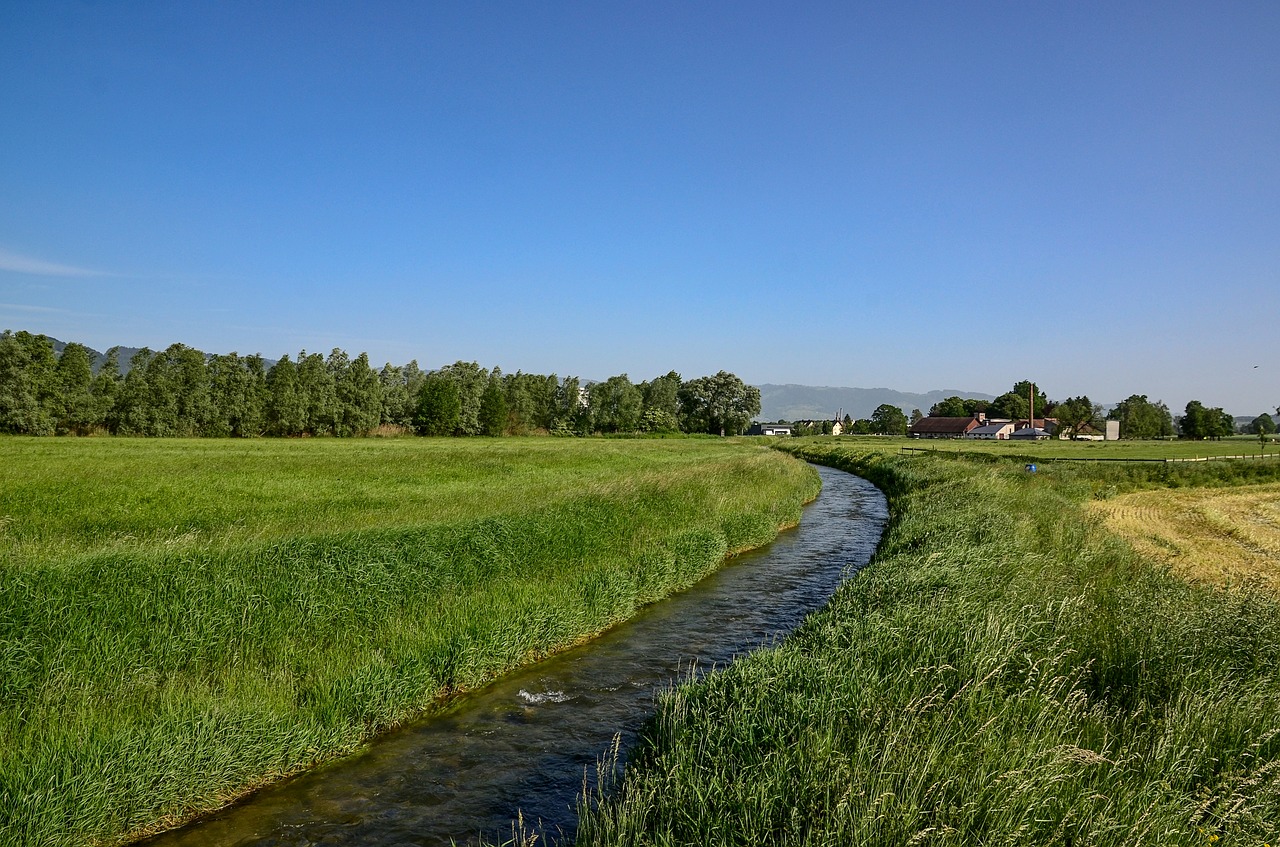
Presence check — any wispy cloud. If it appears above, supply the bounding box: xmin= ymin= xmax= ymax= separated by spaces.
xmin=0 ymin=302 xmax=72 ymax=314
xmin=0 ymin=248 xmax=113 ymax=277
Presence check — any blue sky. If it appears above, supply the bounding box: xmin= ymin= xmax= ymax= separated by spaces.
xmin=2 ymin=2 xmax=1277 ymax=414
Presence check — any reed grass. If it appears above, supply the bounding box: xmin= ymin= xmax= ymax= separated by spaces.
xmin=0 ymin=437 xmax=818 ymax=846
xmin=574 ymin=443 xmax=1280 ymax=845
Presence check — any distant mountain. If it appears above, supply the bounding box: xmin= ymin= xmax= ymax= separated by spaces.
xmin=757 ymin=384 xmax=995 ymax=422
xmin=44 ymin=336 xmax=274 ymax=374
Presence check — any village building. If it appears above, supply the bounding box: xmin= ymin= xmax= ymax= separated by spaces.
xmin=966 ymin=421 xmax=1016 ymax=440
xmin=908 ymin=415 xmax=982 ymax=438
xmin=746 ymin=422 xmax=794 ymax=436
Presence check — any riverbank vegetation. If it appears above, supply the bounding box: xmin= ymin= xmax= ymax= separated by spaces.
xmin=0 ymin=437 xmax=818 ymax=846
xmin=575 ymin=441 xmax=1280 ymax=845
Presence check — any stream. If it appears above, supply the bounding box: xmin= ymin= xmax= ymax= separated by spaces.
xmin=143 ymin=465 xmax=887 ymax=847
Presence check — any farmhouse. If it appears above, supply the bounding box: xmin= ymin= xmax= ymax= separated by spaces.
xmin=747 ymin=422 xmax=794 ymax=436
xmin=909 ymin=416 xmax=981 ymax=438
xmin=966 ymin=421 xmax=1016 ymax=440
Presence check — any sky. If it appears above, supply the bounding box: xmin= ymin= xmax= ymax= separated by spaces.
xmin=2 ymin=2 xmax=1277 ymax=415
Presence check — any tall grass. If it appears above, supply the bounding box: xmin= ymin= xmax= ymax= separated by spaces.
xmin=574 ymin=444 xmax=1280 ymax=845
xmin=0 ymin=437 xmax=818 ymax=846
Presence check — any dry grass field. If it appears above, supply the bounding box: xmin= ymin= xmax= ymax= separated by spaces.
xmin=1093 ymin=483 xmax=1280 ymax=592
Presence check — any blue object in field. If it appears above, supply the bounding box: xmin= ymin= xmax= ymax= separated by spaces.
xmin=1025 ymin=463 xmax=1037 ymax=473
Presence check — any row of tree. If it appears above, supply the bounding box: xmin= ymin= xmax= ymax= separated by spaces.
xmin=0 ymin=331 xmax=762 ymax=438
xmin=922 ymin=380 xmax=1276 ymax=440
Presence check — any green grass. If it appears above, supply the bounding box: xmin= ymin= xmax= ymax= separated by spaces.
xmin=824 ymin=433 xmax=1279 ymax=461
xmin=0 ymin=436 xmax=819 ymax=847
xmin=573 ymin=441 xmax=1280 ymax=846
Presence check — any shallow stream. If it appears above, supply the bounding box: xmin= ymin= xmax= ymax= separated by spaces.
xmin=143 ymin=465 xmax=887 ymax=847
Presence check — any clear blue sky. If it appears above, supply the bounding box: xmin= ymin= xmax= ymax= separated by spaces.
xmin=2 ymin=2 xmax=1277 ymax=414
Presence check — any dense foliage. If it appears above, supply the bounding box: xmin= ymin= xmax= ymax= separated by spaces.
xmin=0 ymin=331 xmax=760 ymax=437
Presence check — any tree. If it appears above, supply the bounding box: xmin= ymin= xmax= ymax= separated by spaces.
xmin=88 ymin=347 xmax=121 ymax=431
xmin=53 ymin=342 xmax=96 ymax=434
xmin=0 ymin=330 xmax=58 ymax=435
xmin=588 ymin=374 xmax=643 ymax=433
xmin=1053 ymin=396 xmax=1101 ymax=439
xmin=434 ymin=361 xmax=489 ymax=435
xmin=414 ymin=374 xmax=461 ymax=436
xmin=870 ymin=404 xmax=908 ymax=435
xmin=1250 ymin=413 xmax=1276 ymax=435
xmin=296 ymin=351 xmax=337 ymax=435
xmin=988 ymin=392 xmax=1029 ymax=422
xmin=910 ymin=409 xmax=924 ymax=425
xmin=678 ymin=371 xmax=760 ymax=436
xmin=1180 ymin=400 xmax=1231 ymax=440
xmin=477 ymin=374 xmax=508 ymax=436
xmin=928 ymin=396 xmax=970 ymax=417
xmin=265 ymin=355 xmax=307 ymax=436
xmin=640 ymin=371 xmax=681 ymax=420
xmin=333 ymin=351 xmax=382 ymax=436
xmin=1108 ymin=395 xmax=1174 ymax=439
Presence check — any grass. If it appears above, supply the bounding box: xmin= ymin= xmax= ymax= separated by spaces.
xmin=0 ymin=436 xmax=819 ymax=847
xmin=1093 ymin=484 xmax=1280 ymax=593
xmin=830 ymin=433 xmax=1280 ymax=461
xmin=573 ymin=439 xmax=1280 ymax=846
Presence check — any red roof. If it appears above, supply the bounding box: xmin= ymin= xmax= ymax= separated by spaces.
xmin=909 ymin=416 xmax=979 ymax=435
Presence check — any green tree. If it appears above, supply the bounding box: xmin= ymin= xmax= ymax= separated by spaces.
xmin=1180 ymin=400 xmax=1230 ymax=440
xmin=678 ymin=371 xmax=760 ymax=436
xmin=434 ymin=361 xmax=489 ymax=435
xmin=1108 ymin=395 xmax=1174 ymax=439
xmin=206 ymin=353 xmax=267 ymax=437
xmin=928 ymin=396 xmax=969 ymax=417
xmin=910 ymin=409 xmax=924 ymax=425
xmin=88 ymin=347 xmax=121 ymax=431
xmin=414 ymin=374 xmax=462 ymax=436
xmin=477 ymin=374 xmax=508 ymax=436
xmin=0 ymin=330 xmax=58 ymax=435
xmin=53 ymin=342 xmax=96 ymax=434
xmin=333 ymin=351 xmax=382 ymax=436
xmin=1053 ymin=396 xmax=1101 ymax=439
xmin=1250 ymin=413 xmax=1276 ymax=435
xmin=265 ymin=355 xmax=306 ymax=436
xmin=589 ymin=374 xmax=643 ymax=433
xmin=296 ymin=351 xmax=337 ymax=435
xmin=870 ymin=403 xmax=908 ymax=435
xmin=989 ymin=392 xmax=1030 ymax=422
xmin=640 ymin=371 xmax=682 ymax=420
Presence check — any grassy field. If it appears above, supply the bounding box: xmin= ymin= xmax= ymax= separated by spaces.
xmin=835 ymin=433 xmax=1280 ymax=461
xmin=1094 ymin=484 xmax=1280 ymax=593
xmin=0 ymin=436 xmax=819 ymax=847
xmin=574 ymin=439 xmax=1280 ymax=845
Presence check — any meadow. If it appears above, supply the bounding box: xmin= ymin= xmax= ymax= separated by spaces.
xmin=575 ymin=438 xmax=1280 ymax=845
xmin=1094 ymin=483 xmax=1280 ymax=593
xmin=0 ymin=436 xmax=819 ymax=846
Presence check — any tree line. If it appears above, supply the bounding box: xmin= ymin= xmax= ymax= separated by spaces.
xmin=922 ymin=380 xmax=1277 ymax=440
xmin=0 ymin=330 xmax=761 ymax=438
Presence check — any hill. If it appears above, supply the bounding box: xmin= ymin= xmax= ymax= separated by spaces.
xmin=757 ymin=384 xmax=995 ymax=422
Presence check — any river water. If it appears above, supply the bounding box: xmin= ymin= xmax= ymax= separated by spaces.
xmin=144 ymin=465 xmax=887 ymax=847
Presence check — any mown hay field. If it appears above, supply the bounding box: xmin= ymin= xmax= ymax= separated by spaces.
xmin=1093 ymin=483 xmax=1280 ymax=593
xmin=0 ymin=436 xmax=819 ymax=847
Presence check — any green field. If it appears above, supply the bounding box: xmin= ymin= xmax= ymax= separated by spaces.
xmin=0 ymin=437 xmax=819 ymax=846
xmin=576 ymin=439 xmax=1280 ymax=845
xmin=821 ymin=433 xmax=1280 ymax=461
